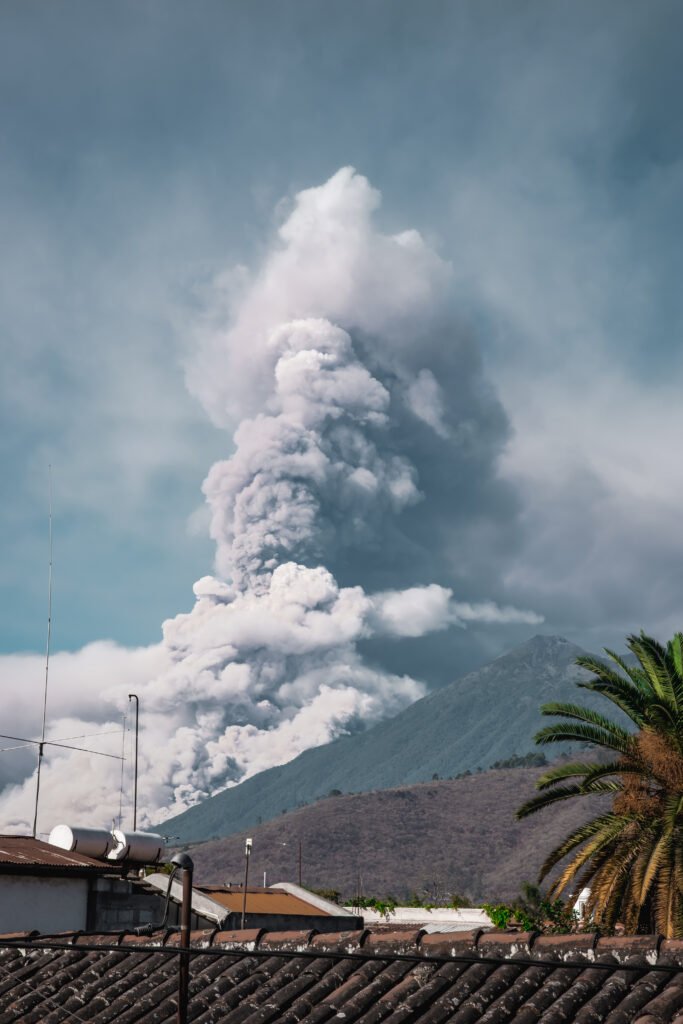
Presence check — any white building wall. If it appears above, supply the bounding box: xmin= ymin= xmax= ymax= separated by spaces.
xmin=355 ymin=906 xmax=493 ymax=931
xmin=0 ymin=875 xmax=89 ymax=934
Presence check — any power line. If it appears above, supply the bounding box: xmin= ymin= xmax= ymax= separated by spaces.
xmin=0 ymin=734 xmax=123 ymax=761
xmin=0 ymin=729 xmax=122 ymax=754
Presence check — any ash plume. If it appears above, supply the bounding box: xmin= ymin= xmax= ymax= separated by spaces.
xmin=0 ymin=168 xmax=541 ymax=831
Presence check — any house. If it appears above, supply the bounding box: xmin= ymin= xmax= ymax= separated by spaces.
xmin=1 ymin=926 xmax=683 ymax=1021
xmin=0 ymin=834 xmax=168 ymax=934
xmin=0 ymin=835 xmax=120 ymax=934
xmin=0 ymin=835 xmax=363 ymax=936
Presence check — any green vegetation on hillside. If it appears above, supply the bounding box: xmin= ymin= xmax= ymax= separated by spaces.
xmin=490 ymin=752 xmax=548 ymax=769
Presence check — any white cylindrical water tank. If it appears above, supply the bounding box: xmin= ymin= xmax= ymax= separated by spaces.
xmin=48 ymin=825 xmax=115 ymax=859
xmin=107 ymin=830 xmax=165 ymax=863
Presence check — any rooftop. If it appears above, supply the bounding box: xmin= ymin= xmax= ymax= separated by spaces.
xmin=142 ymin=876 xmax=359 ymax=929
xmin=0 ymin=835 xmax=114 ymax=874
xmin=3 ymin=927 xmax=683 ymax=1021
xmin=194 ymin=883 xmax=340 ymax=917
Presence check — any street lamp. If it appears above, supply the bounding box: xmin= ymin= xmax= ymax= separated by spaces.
xmin=241 ymin=837 xmax=252 ymax=929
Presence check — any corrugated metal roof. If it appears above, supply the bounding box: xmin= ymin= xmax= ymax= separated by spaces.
xmin=195 ymin=885 xmax=332 ymax=916
xmin=0 ymin=836 xmax=110 ymax=872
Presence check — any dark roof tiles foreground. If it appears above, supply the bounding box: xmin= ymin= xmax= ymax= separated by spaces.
xmin=2 ymin=928 xmax=683 ymax=1022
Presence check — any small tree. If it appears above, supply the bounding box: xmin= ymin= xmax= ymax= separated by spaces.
xmin=517 ymin=631 xmax=683 ymax=936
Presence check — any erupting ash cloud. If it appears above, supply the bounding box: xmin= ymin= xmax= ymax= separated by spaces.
xmin=0 ymin=168 xmax=541 ymax=831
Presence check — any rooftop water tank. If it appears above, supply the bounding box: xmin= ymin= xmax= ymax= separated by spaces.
xmin=48 ymin=825 xmax=115 ymax=859
xmin=107 ymin=829 xmax=165 ymax=863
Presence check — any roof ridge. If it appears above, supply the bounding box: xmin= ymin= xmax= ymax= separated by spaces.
xmin=2 ymin=927 xmax=681 ymax=966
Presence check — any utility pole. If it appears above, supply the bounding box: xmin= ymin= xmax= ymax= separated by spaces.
xmin=128 ymin=694 xmax=139 ymax=830
xmin=33 ymin=466 xmax=53 ymax=838
xmin=241 ymin=837 xmax=252 ymax=929
xmin=298 ymin=840 xmax=302 ymax=887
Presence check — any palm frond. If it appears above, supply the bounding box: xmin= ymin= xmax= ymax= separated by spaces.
xmin=582 ymin=761 xmax=642 ymax=786
xmin=535 ymin=759 xmax=643 ymax=792
xmin=534 ymin=721 xmax=634 ymax=755
xmin=588 ymin=840 xmax=644 ymax=930
xmin=669 ymin=634 xmax=683 ymax=681
xmin=638 ymin=831 xmax=670 ymax=906
xmin=538 ymin=813 xmax=627 ymax=880
xmin=535 ymin=760 xmax=607 ymax=790
xmin=600 ymin=649 xmax=653 ymax=691
xmin=540 ymin=700 xmax=633 ymax=733
xmin=548 ymin=818 xmax=631 ymax=895
xmin=517 ymin=781 xmax=618 ymax=819
xmin=628 ymin=633 xmax=678 ymax=709
xmin=575 ymin=657 xmax=650 ymax=725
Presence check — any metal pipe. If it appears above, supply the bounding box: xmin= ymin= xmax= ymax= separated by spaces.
xmin=241 ymin=837 xmax=252 ymax=929
xmin=128 ymin=694 xmax=139 ymax=830
xmin=172 ymin=852 xmax=193 ymax=1024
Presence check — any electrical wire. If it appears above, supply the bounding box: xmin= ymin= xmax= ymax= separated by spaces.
xmin=117 ymin=713 xmax=127 ymax=828
xmin=0 ymin=733 xmax=123 ymax=761
xmin=0 ymin=729 xmax=121 ymax=755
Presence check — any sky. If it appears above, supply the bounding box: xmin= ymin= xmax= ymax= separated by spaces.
xmin=1 ymin=0 xmax=683 ymax=829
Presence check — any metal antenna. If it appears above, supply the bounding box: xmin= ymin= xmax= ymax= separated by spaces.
xmin=117 ymin=712 xmax=127 ymax=829
xmin=128 ymin=693 xmax=139 ymax=830
xmin=33 ymin=465 xmax=53 ymax=838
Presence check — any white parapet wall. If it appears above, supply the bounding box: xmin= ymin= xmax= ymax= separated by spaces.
xmin=351 ymin=906 xmax=493 ymax=931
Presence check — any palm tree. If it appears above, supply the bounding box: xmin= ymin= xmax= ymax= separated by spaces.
xmin=517 ymin=631 xmax=683 ymax=937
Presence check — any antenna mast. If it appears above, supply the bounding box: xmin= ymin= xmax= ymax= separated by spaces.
xmin=33 ymin=466 xmax=53 ymax=838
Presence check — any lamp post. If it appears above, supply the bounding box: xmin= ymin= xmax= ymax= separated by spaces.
xmin=241 ymin=837 xmax=252 ymax=929
xmin=128 ymin=694 xmax=139 ymax=831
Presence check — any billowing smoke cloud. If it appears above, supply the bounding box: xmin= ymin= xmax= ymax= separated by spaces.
xmin=0 ymin=168 xmax=541 ymax=833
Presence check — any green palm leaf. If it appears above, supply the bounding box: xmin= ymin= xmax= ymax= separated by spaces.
xmin=517 ymin=781 xmax=618 ymax=819
xmin=534 ymin=721 xmax=634 ymax=755
xmin=669 ymin=634 xmax=683 ymax=680
xmin=535 ymin=760 xmax=607 ymax=789
xmin=536 ymin=813 xmax=626 ymax=878
xmin=575 ymin=655 xmax=650 ymax=724
xmin=535 ymin=759 xmax=640 ymax=792
xmin=628 ymin=633 xmax=678 ymax=708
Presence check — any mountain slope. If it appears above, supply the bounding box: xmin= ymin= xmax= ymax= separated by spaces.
xmin=161 ymin=635 xmax=595 ymax=843
xmin=184 ymin=766 xmax=608 ymax=903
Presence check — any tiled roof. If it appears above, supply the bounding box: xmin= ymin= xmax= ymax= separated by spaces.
xmin=3 ymin=927 xmax=683 ymax=1022
xmin=0 ymin=835 xmax=112 ymax=873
